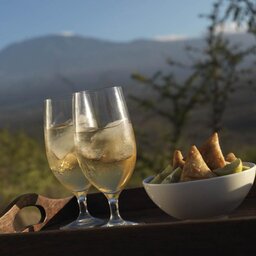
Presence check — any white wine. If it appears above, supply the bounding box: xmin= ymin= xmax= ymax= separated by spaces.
xmin=75 ymin=120 xmax=136 ymax=194
xmin=45 ymin=123 xmax=90 ymax=193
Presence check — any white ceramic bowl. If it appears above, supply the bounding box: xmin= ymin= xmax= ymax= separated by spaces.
xmin=143 ymin=162 xmax=256 ymax=219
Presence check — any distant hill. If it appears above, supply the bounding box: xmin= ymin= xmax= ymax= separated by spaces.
xmin=0 ymin=33 xmax=255 ymax=140
xmin=0 ymin=33 xmax=254 ymax=78
xmin=0 ymin=35 xmax=197 ymax=77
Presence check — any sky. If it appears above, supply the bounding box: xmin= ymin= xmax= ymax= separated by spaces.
xmin=0 ymin=0 xmax=220 ymax=50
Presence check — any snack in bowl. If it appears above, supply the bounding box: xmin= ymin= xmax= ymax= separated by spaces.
xmin=149 ymin=133 xmax=247 ymax=184
xmin=143 ymin=133 xmax=256 ymax=219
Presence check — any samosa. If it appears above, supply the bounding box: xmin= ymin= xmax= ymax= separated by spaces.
xmin=180 ymin=145 xmax=216 ymax=182
xmin=225 ymin=152 xmax=237 ymax=162
xmin=199 ymin=132 xmax=226 ymax=170
xmin=172 ymin=150 xmax=185 ymax=169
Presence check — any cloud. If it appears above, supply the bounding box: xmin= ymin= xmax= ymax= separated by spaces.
xmin=214 ymin=21 xmax=247 ymax=34
xmin=153 ymin=34 xmax=187 ymax=42
xmin=58 ymin=31 xmax=75 ymax=37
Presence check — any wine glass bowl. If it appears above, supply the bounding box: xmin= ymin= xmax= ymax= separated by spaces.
xmin=74 ymin=87 xmax=137 ymax=226
xmin=45 ymin=121 xmax=89 ymax=193
xmin=76 ymin=119 xmax=136 ymax=195
xmin=44 ymin=98 xmax=105 ymax=229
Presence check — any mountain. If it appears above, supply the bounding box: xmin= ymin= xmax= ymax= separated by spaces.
xmin=0 ymin=33 xmax=254 ymax=78
xmin=0 ymin=35 xmax=194 ymax=77
xmin=0 ymin=33 xmax=255 ymax=137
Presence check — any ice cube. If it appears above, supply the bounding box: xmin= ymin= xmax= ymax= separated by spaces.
xmin=80 ymin=146 xmax=103 ymax=161
xmin=76 ymin=114 xmax=98 ymax=132
xmin=89 ymin=119 xmax=135 ymax=162
xmin=50 ymin=124 xmax=75 ymax=159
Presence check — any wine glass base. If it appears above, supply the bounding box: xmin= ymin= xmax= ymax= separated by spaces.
xmin=103 ymin=219 xmax=138 ymax=227
xmin=61 ymin=217 xmax=106 ymax=230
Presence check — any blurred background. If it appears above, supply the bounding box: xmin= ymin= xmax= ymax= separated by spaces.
xmin=0 ymin=0 xmax=256 ymax=215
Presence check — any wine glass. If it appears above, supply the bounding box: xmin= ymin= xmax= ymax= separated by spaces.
xmin=44 ymin=97 xmax=105 ymax=229
xmin=73 ymin=86 xmax=137 ymax=227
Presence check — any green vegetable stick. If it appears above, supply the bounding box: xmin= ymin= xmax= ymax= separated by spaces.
xmin=242 ymin=165 xmax=250 ymax=171
xmin=161 ymin=167 xmax=182 ymax=184
xmin=213 ymin=158 xmax=242 ymax=176
xmin=150 ymin=165 xmax=173 ymax=184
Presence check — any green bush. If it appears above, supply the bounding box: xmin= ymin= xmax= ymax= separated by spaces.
xmin=0 ymin=129 xmax=68 ymax=211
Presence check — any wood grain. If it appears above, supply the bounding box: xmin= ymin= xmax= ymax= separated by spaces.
xmin=0 ymin=183 xmax=256 ymax=256
xmin=0 ymin=193 xmax=72 ymax=233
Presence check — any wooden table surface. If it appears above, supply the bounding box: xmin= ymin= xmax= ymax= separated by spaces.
xmin=1 ymin=187 xmax=256 ymax=255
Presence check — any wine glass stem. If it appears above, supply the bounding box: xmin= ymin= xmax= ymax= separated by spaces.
xmin=108 ymin=197 xmax=123 ymax=223
xmin=76 ymin=193 xmax=92 ymax=220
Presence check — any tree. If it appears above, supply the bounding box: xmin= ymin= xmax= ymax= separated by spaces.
xmin=131 ymin=0 xmax=256 ymax=171
xmin=0 ymin=129 xmax=68 ymax=211
xmin=193 ymin=0 xmax=256 ymax=132
xmin=222 ymin=0 xmax=256 ymax=35
xmin=131 ymin=67 xmax=205 ymax=153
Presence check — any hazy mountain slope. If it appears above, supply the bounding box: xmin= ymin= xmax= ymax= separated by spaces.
xmin=0 ymin=33 xmax=255 ymax=139
xmin=1 ymin=33 xmax=253 ymax=78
